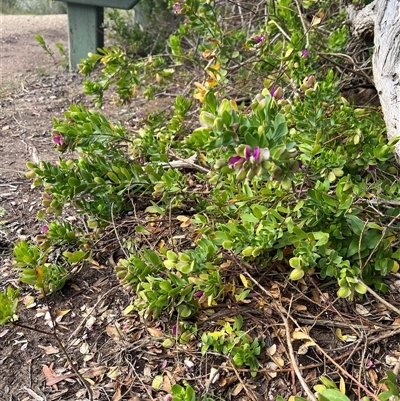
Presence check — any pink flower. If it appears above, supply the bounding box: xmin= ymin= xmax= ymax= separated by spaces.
xmin=41 ymin=225 xmax=49 ymax=233
xmin=253 ymin=34 xmax=265 ymax=43
xmin=300 ymin=49 xmax=309 ymax=58
xmin=229 ymin=146 xmax=270 ymax=169
xmin=53 ymin=133 xmax=64 ymax=146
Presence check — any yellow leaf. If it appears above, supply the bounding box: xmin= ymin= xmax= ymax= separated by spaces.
xmin=239 ymin=274 xmax=249 ymax=288
xmin=123 ymin=304 xmax=135 ymax=315
xmin=392 ymin=261 xmax=399 ymax=273
xmin=339 ymin=376 xmax=346 ymax=394
xmin=209 ymin=62 xmax=220 ymax=71
xmin=335 ymin=328 xmax=357 ymax=342
xmin=209 ymin=330 xmax=225 ymax=339
xmin=292 ymin=327 xmax=313 ymax=341
xmin=284 ymin=48 xmax=294 ymax=59
xmin=206 ymin=77 xmax=218 ymax=87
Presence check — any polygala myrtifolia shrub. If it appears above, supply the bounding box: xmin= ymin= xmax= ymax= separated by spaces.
xmin=12 ymin=0 xmax=400 ymax=313
xmin=2 ymin=2 xmax=400 ymax=395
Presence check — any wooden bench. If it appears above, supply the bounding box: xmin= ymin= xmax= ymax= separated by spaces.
xmin=55 ymin=0 xmax=142 ymax=70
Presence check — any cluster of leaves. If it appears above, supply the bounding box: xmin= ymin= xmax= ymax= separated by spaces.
xmin=3 ymin=0 xmax=400 ymax=399
xmin=104 ymin=0 xmax=177 ymax=57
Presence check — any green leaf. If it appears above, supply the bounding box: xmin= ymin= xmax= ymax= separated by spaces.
xmin=346 ymin=214 xmax=364 ymax=235
xmin=63 ymin=250 xmax=86 ymax=264
xmin=272 ymin=113 xmax=288 ymax=142
xmin=240 ymin=213 xmax=259 ymax=223
xmin=320 ymin=389 xmax=351 ymax=401
xmin=244 ymin=132 xmax=259 ymax=148
xmin=152 ymin=375 xmax=163 ymax=390
xmin=313 ymin=231 xmax=329 ymax=246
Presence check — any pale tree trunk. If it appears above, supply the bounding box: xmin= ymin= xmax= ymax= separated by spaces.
xmin=352 ymin=0 xmax=400 ymax=158
xmin=373 ymin=0 xmax=400 ymax=157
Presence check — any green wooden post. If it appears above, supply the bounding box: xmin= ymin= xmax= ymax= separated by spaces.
xmin=55 ymin=0 xmax=143 ymax=71
xmin=66 ymin=3 xmax=104 ymax=70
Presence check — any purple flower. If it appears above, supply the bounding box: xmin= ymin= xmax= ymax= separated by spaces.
xmin=194 ymin=290 xmax=204 ymax=298
xmin=300 ymin=49 xmax=309 ymax=58
xmin=270 ymin=86 xmax=284 ymax=100
xmin=41 ymin=225 xmax=49 ymax=233
xmin=53 ymin=133 xmax=64 ymax=146
xmin=366 ymin=360 xmax=375 ymax=369
xmin=173 ymin=0 xmax=184 ymax=14
xmin=253 ymin=34 xmax=265 ymax=43
xmin=229 ymin=146 xmax=270 ymax=169
xmin=172 ymin=325 xmax=179 ymax=335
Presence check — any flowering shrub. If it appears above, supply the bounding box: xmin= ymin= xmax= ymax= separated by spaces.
xmin=3 ymin=2 xmax=400 ymax=397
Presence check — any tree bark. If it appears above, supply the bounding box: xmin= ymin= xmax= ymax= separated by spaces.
xmin=351 ymin=0 xmax=400 ymax=158
xmin=372 ymin=0 xmax=400 ymax=157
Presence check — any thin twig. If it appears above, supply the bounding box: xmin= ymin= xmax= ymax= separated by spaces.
xmin=67 ymin=285 xmax=121 ymax=343
xmin=229 ymin=361 xmax=259 ymax=401
xmin=244 ymin=272 xmax=317 ymax=401
xmin=360 ymin=281 xmax=400 ymax=316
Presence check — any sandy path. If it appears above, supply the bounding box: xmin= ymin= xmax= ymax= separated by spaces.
xmin=0 ymin=14 xmax=68 ymax=82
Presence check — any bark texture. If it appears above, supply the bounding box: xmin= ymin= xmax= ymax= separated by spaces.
xmin=351 ymin=0 xmax=400 ymax=158
xmin=372 ymin=0 xmax=400 ymax=156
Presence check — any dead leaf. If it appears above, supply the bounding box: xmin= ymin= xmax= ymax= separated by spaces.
xmin=297 ymin=340 xmax=316 ymax=355
xmin=23 ymin=295 xmax=36 ymax=308
xmin=163 ymin=374 xmax=172 ymax=393
xmin=385 ymin=355 xmax=399 ymax=365
xmin=267 ymin=344 xmax=276 ymax=356
xmin=147 ymin=327 xmax=163 ymax=337
xmin=293 ymin=303 xmax=307 ymax=312
xmin=80 ymin=342 xmax=90 ymax=355
xmin=177 ymin=215 xmax=192 ymax=227
xmin=46 ymin=373 xmax=77 ymax=386
xmin=43 ymin=364 xmax=55 ymax=380
xmin=81 ymin=366 xmax=108 ymax=378
xmin=112 ymin=386 xmax=122 ymax=401
xmin=292 ymin=328 xmax=312 ymax=341
xmin=85 ymin=316 xmax=96 ymax=330
xmin=392 ymin=318 xmax=400 ymax=326
xmin=38 ymin=344 xmax=59 ymax=355
xmin=219 ymin=375 xmax=237 ymax=387
xmin=106 ymin=324 xmax=123 ymax=341
xmin=2 ymin=125 xmax=10 ymax=131
xmin=355 ymin=304 xmax=370 ymax=316
xmin=0 ymin=329 xmax=10 ymax=338
xmin=42 ymin=364 xmax=58 ymax=390
xmin=368 ymin=369 xmax=378 ymax=387
xmin=232 ymin=382 xmax=243 ymax=396
xmin=265 ymin=362 xmax=278 ymax=378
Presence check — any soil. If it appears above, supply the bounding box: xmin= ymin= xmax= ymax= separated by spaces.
xmin=0 ymin=14 xmax=168 ymax=401
xmin=1 ymin=13 xmax=400 ymax=401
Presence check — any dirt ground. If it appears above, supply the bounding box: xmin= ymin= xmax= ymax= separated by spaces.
xmin=0 ymin=14 xmax=161 ymax=401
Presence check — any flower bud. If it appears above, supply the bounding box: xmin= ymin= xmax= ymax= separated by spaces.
xmin=214 ymin=117 xmax=224 ymax=131
xmin=270 ymin=86 xmax=284 ymax=100
xmin=214 ymin=159 xmax=228 ymax=170
xmin=290 ymin=268 xmax=305 ymax=281
xmin=302 ymin=74 xmax=315 ymax=88
xmin=236 ymin=166 xmax=248 ymax=181
xmin=199 ymin=111 xmax=215 ymax=128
